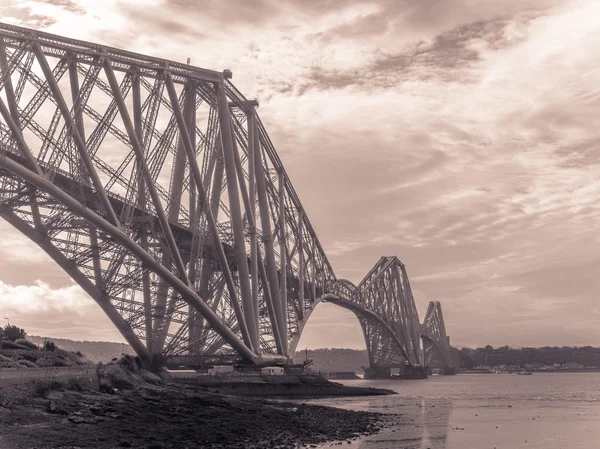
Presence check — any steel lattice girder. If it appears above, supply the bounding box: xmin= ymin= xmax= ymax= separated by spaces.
xmin=323 ymin=257 xmax=454 ymax=369
xmin=422 ymin=301 xmax=454 ymax=368
xmin=0 ymin=22 xmax=452 ymax=368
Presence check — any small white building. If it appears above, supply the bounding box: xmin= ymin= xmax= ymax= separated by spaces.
xmin=208 ymin=365 xmax=235 ymax=376
xmin=261 ymin=366 xmax=284 ymax=376
xmin=165 ymin=369 xmax=198 ymax=380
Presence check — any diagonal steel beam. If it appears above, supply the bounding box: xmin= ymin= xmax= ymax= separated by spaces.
xmin=132 ymin=71 xmax=154 ymax=352
xmin=33 ymin=44 xmax=120 ymax=226
xmin=0 ymin=152 xmax=257 ymax=363
xmin=103 ymin=60 xmax=188 ymax=280
xmin=0 ymin=203 xmax=151 ymax=362
xmin=163 ymin=72 xmax=253 ymax=350
xmin=278 ymin=171 xmax=288 ymax=342
xmin=251 ymin=110 xmax=286 ymax=354
xmin=215 ymin=78 xmax=259 ymax=352
xmin=68 ymin=56 xmax=104 ymax=291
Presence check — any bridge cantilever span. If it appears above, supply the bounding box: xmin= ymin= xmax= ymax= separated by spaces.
xmin=322 ymin=257 xmax=454 ymax=371
xmin=0 ymin=22 xmax=453 ymax=371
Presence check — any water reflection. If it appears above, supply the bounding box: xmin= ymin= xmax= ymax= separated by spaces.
xmin=417 ymin=398 xmax=452 ymax=449
xmin=314 ymin=374 xmax=600 ymax=449
xmin=312 ymin=396 xmax=452 ymax=449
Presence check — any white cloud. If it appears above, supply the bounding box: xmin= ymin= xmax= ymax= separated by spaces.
xmin=0 ymin=280 xmax=92 ymax=314
xmin=0 ymin=279 xmax=124 ymax=341
xmin=0 ymin=222 xmax=51 ymax=264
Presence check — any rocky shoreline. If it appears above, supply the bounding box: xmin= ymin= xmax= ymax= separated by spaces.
xmin=0 ymin=373 xmax=395 ymax=448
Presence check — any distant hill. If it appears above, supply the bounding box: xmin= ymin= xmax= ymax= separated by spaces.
xmin=25 ymin=339 xmax=369 ymax=371
xmin=457 ymin=345 xmax=600 ymax=368
xmin=24 ymin=337 xmax=599 ymax=371
xmin=28 ymin=336 xmax=135 ymax=363
xmin=293 ymin=348 xmax=369 ymax=373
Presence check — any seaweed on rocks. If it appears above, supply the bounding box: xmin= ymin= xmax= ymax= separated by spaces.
xmin=0 ymin=378 xmax=390 ymax=448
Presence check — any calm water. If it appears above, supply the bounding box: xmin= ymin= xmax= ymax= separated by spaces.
xmin=306 ymin=373 xmax=600 ymax=449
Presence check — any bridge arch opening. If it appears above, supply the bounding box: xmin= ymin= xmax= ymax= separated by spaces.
xmin=293 ymin=301 xmax=368 ymax=356
xmin=421 ymin=334 xmax=454 ymax=372
xmin=289 ymin=288 xmax=419 ymax=378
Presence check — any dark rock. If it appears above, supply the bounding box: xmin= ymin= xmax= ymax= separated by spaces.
xmin=46 ymin=401 xmax=68 ymax=415
xmin=89 ymin=405 xmax=103 ymax=416
xmin=67 ymin=416 xmax=86 ymax=424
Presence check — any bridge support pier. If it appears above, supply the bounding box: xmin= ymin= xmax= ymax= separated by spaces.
xmin=363 ymin=365 xmax=391 ymax=379
xmin=400 ymin=365 xmax=428 ymax=379
xmin=363 ymin=364 xmax=428 ymax=379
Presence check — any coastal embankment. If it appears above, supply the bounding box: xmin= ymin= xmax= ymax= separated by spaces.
xmin=176 ymin=373 xmax=394 ymax=397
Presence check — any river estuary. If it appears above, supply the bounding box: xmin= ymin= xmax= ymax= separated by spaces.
xmin=307 ymin=373 xmax=600 ymax=449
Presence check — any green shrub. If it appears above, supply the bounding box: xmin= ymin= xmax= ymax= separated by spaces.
xmin=0 ymin=387 xmax=20 ymax=408
xmin=55 ymin=349 xmax=90 ymax=366
xmin=0 ymin=349 xmax=15 ymax=358
xmin=17 ymin=359 xmax=38 ymax=368
xmin=43 ymin=340 xmax=56 ymax=352
xmin=66 ymin=378 xmax=85 ymax=391
xmin=0 ymin=354 xmax=19 ymax=368
xmin=10 ymin=349 xmax=39 ymax=363
xmin=36 ymin=354 xmax=74 ymax=367
xmin=117 ymin=354 xmax=141 ymax=373
xmin=0 ymin=361 xmax=18 ymax=368
xmin=33 ymin=380 xmax=64 ymax=398
xmin=97 ymin=363 xmax=141 ymax=392
xmin=1 ymin=340 xmax=28 ymax=350
xmin=15 ymin=339 xmax=38 ymax=350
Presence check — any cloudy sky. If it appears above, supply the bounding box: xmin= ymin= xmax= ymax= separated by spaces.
xmin=1 ymin=0 xmax=599 ymax=349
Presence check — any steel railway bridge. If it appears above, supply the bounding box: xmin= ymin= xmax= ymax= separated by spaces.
xmin=0 ymin=23 xmax=454 ymax=375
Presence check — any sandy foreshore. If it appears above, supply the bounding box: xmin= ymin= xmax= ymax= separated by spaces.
xmin=0 ymin=378 xmax=394 ymax=449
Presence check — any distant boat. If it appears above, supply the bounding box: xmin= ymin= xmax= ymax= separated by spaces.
xmin=517 ymin=371 xmax=533 ymax=375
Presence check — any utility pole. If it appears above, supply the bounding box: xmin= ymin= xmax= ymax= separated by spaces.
xmin=2 ymin=318 xmax=8 ymax=347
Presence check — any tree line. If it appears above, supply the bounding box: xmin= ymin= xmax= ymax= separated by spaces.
xmin=1 ymin=324 xmax=26 ymax=342
xmin=456 ymin=345 xmax=600 ymax=368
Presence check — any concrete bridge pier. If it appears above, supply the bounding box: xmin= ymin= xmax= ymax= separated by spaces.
xmin=363 ymin=364 xmax=428 ymax=379
xmin=400 ymin=365 xmax=428 ymax=379
xmin=363 ymin=365 xmax=391 ymax=379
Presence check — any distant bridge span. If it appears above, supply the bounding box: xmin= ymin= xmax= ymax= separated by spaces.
xmin=0 ymin=23 xmax=453 ymax=372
